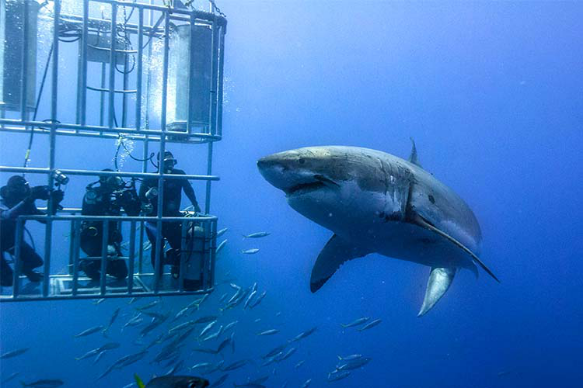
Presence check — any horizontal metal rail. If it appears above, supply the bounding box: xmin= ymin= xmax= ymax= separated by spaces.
xmin=88 ymin=0 xmax=228 ymax=25
xmin=0 ymin=287 xmax=214 ymax=302
xmin=0 ymin=125 xmax=222 ymax=143
xmin=0 ymin=166 xmax=220 ymax=181
xmin=18 ymin=214 xmax=218 ymax=222
xmin=0 ymin=119 xmax=222 ymax=140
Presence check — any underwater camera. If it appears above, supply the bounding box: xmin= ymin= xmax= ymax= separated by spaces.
xmin=52 ymin=170 xmax=69 ymax=186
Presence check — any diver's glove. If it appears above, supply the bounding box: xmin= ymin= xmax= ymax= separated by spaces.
xmin=26 ymin=186 xmax=50 ymax=203
xmin=50 ymin=189 xmax=65 ymax=213
xmin=51 ymin=189 xmax=64 ymax=204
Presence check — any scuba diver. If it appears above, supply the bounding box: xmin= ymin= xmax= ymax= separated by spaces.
xmin=0 ymin=175 xmax=64 ymax=286
xmin=79 ymin=169 xmax=141 ymax=281
xmin=139 ymin=151 xmax=202 ymax=289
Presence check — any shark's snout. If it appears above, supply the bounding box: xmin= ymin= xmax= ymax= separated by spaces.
xmin=257 ymin=151 xmax=338 ymax=196
xmin=257 ymin=153 xmax=291 ymax=191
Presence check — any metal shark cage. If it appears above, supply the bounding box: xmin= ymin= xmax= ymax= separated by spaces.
xmin=0 ymin=0 xmax=227 ymax=301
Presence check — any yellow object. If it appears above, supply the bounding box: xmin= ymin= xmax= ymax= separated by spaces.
xmin=134 ymin=374 xmax=145 ymax=388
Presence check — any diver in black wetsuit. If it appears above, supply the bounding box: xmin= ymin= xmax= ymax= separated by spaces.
xmin=79 ymin=170 xmax=141 ymax=281
xmin=139 ymin=151 xmax=201 ymax=285
xmin=0 ymin=175 xmax=64 ymax=286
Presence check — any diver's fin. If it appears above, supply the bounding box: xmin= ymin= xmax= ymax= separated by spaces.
xmin=418 ymin=267 xmax=456 ymax=317
xmin=408 ymin=138 xmax=422 ymax=168
xmin=413 ymin=215 xmax=500 ymax=283
xmin=310 ymin=235 xmax=369 ymax=292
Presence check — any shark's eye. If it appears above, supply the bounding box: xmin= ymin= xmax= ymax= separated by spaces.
xmin=428 ymin=194 xmax=435 ymax=204
xmin=299 ymin=158 xmax=306 ymax=164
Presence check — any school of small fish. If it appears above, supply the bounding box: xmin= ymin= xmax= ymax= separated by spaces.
xmin=0 ymin=228 xmax=384 ymax=387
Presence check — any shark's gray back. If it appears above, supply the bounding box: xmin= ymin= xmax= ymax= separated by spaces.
xmin=329 ymin=146 xmax=482 ymax=255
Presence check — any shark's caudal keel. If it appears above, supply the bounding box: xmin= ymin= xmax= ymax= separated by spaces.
xmin=257 ymin=143 xmax=499 ymax=316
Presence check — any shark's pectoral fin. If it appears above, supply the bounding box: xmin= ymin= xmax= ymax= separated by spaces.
xmin=310 ymin=234 xmax=369 ymax=293
xmin=418 ymin=267 xmax=456 ymax=317
xmin=413 ymin=215 xmax=500 ymax=283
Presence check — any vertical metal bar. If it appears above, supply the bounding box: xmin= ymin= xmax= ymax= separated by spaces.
xmin=100 ymin=220 xmax=109 ymax=295
xmin=144 ymin=5 xmax=154 ymax=132
xmin=178 ymin=220 xmax=187 ymax=292
xmin=185 ymin=12 xmax=196 ymax=135
xmin=121 ymin=47 xmax=129 ymax=127
xmin=208 ymin=20 xmax=218 ymax=135
xmin=135 ymin=8 xmax=144 ymax=131
xmin=216 ymin=26 xmax=225 ymax=137
xmin=68 ymin=217 xmax=75 ymax=275
xmin=204 ymin=142 xmax=213 ymax=214
xmin=71 ymin=220 xmax=81 ymax=296
xmin=108 ymin=3 xmax=117 ymax=129
xmin=79 ymin=0 xmax=89 ymax=125
xmin=19 ymin=0 xmax=30 ymax=121
xmin=138 ymin=142 xmax=148 ymax=275
xmin=153 ymin=10 xmax=171 ymax=294
xmin=43 ymin=0 xmax=60 ymax=298
xmin=12 ymin=218 xmax=24 ymax=298
xmin=128 ymin=221 xmax=136 ymax=294
xmin=100 ymin=63 xmax=106 ymax=127
xmin=209 ymin=219 xmax=217 ymax=289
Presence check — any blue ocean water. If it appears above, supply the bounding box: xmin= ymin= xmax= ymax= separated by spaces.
xmin=1 ymin=1 xmax=583 ymax=387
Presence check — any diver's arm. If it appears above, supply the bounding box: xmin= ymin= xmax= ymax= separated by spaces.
xmin=0 ymin=201 xmax=30 ymax=221
xmin=181 ymin=177 xmax=201 ymax=213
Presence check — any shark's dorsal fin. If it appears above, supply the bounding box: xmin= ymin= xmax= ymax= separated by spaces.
xmin=413 ymin=215 xmax=500 ymax=283
xmin=408 ymin=138 xmax=422 ymax=168
xmin=418 ymin=267 xmax=456 ymax=317
xmin=310 ymin=235 xmax=369 ymax=292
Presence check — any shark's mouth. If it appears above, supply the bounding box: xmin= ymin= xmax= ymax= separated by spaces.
xmin=285 ymin=175 xmax=339 ymax=196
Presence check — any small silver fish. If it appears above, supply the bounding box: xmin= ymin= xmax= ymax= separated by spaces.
xmin=328 ymin=370 xmax=350 ymax=382
xmin=301 ymin=378 xmax=312 ymax=388
xmin=93 ymin=350 xmax=107 ymax=365
xmin=249 ymin=291 xmax=267 ymax=309
xmin=172 ymin=306 xmax=191 ymax=322
xmin=103 ymin=307 xmax=121 ymax=333
xmin=258 ymin=329 xmax=279 ymax=336
xmin=338 ymin=354 xmax=363 ymax=361
xmin=336 ymin=357 xmax=371 ymax=371
xmin=358 ymin=319 xmax=381 ymax=331
xmin=199 ymin=320 xmax=218 ymax=339
xmin=244 ymin=290 xmax=257 ymax=309
xmin=216 ymin=239 xmax=228 ymax=255
xmin=193 ymin=315 xmax=218 ymax=324
xmin=135 ymin=299 xmax=160 ymax=311
xmin=241 ymin=248 xmax=260 ymax=254
xmin=223 ymin=320 xmax=238 ymax=333
xmin=295 ymin=360 xmax=305 ymax=369
xmin=217 ymin=228 xmax=228 ymax=237
xmin=74 ymin=326 xmax=105 ymax=338
xmin=201 ymin=326 xmax=223 ymax=342
xmin=341 ymin=317 xmax=369 ymax=328
xmin=243 ymin=232 xmax=270 ymax=239
xmin=168 ymin=320 xmax=196 ymax=334
xmin=0 ymin=348 xmax=28 ymax=359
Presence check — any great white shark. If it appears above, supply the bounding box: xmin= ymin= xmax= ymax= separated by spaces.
xmin=257 ymin=143 xmax=499 ymax=316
